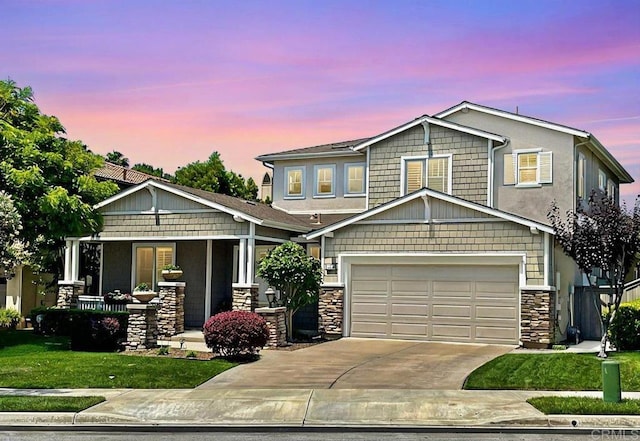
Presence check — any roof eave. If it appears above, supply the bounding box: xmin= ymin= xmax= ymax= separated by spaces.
xmin=256 ymin=150 xmax=363 ymax=162
xmin=587 ymin=136 xmax=634 ymax=184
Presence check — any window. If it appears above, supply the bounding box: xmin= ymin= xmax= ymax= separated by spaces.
xmin=285 ymin=166 xmax=304 ymax=198
xmin=504 ymin=150 xmax=552 ymax=186
xmin=133 ymin=243 xmax=175 ymax=291
xmin=345 ymin=163 xmax=365 ymax=195
xmin=314 ymin=164 xmax=335 ymax=197
xmin=577 ymin=153 xmax=586 ymax=199
xmin=598 ymin=169 xmax=607 ymax=191
xmin=307 ymin=244 xmax=320 ymax=260
xmin=607 ymin=179 xmax=616 ymax=200
xmin=402 ymin=155 xmax=451 ymax=195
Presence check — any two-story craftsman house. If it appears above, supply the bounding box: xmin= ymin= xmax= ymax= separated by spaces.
xmin=256 ymin=102 xmax=634 ymax=346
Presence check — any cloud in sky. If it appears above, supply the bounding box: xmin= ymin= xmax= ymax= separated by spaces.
xmin=1 ymin=0 xmax=639 ymax=203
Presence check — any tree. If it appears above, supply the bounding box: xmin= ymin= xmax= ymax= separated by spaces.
xmin=104 ymin=150 xmax=129 ymax=167
xmin=132 ymin=163 xmax=172 ymax=180
xmin=173 ymin=151 xmax=258 ymax=200
xmin=0 ymin=191 xmax=31 ymax=274
xmin=548 ymin=191 xmax=640 ymax=358
xmin=0 ymin=79 xmax=119 ymax=274
xmin=256 ymin=242 xmax=322 ymax=340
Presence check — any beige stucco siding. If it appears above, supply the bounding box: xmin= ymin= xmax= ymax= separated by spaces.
xmin=443 ymin=110 xmax=575 ymax=223
xmin=367 ymin=125 xmax=489 ymax=208
xmin=100 ymin=212 xmax=248 ymax=238
xmin=324 ymin=221 xmax=545 ymax=285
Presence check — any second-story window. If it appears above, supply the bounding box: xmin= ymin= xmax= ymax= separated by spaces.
xmin=577 ymin=153 xmax=586 ymax=199
xmin=504 ymin=150 xmax=552 ymax=187
xmin=345 ymin=163 xmax=365 ymax=195
xmin=314 ymin=164 xmax=335 ymax=197
xmin=607 ymin=179 xmax=616 ymax=200
xmin=402 ymin=155 xmax=451 ymax=195
xmin=285 ymin=166 xmax=304 ymax=198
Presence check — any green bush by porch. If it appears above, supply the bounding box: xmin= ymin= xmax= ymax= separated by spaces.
xmin=464 ymin=353 xmax=640 ymax=391
xmin=0 ymin=330 xmax=236 ymax=389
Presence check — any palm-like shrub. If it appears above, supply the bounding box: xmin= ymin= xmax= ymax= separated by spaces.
xmin=203 ymin=311 xmax=269 ymax=360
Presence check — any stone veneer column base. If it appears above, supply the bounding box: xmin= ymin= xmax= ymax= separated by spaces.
xmin=157 ymin=282 xmax=185 ymax=339
xmin=255 ymin=307 xmax=287 ymax=347
xmin=56 ymin=280 xmax=85 ymax=309
xmin=319 ymin=285 xmax=344 ymax=338
xmin=125 ymin=304 xmax=158 ymax=350
xmin=232 ymin=283 xmax=259 ymax=312
xmin=520 ymin=289 xmax=557 ymax=348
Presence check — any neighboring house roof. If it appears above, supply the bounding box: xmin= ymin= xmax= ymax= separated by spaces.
xmin=261 ymin=172 xmax=272 ymax=185
xmin=435 ymin=101 xmax=634 ymax=184
xmin=255 ymin=138 xmax=369 ymax=162
xmin=95 ymin=180 xmax=311 ymax=232
xmin=306 ymin=187 xmax=554 ymax=240
xmin=351 ymin=115 xmax=506 ymax=151
xmin=94 ymin=162 xmax=166 ymax=185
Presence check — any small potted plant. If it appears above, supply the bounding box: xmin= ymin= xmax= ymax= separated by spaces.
xmin=133 ymin=282 xmax=157 ymax=303
xmin=161 ymin=264 xmax=183 ymax=281
xmin=104 ymin=290 xmax=133 ymax=305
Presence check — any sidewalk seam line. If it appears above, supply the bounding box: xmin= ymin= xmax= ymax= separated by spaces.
xmin=302 ymin=389 xmax=314 ymax=427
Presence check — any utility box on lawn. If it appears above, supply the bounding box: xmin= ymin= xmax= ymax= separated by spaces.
xmin=602 ymin=360 xmax=621 ymax=403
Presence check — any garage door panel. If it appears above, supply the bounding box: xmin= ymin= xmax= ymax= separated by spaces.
xmin=432 ymin=304 xmax=471 ymax=318
xmin=476 ymin=305 xmax=517 ymax=320
xmin=350 ymin=263 xmax=519 ymax=345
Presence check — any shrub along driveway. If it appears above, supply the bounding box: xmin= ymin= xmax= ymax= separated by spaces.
xmin=198 ymin=338 xmax=513 ymax=390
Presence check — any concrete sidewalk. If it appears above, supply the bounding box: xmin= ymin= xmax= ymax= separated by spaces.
xmin=1 ymin=388 xmax=639 ymax=429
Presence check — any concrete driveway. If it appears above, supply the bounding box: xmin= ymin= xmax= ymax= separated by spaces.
xmin=198 ymin=338 xmax=513 ymax=390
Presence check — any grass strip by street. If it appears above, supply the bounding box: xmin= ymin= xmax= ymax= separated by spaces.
xmin=0 ymin=330 xmax=237 ymax=389
xmin=528 ymin=396 xmax=640 ymax=415
xmin=464 ymin=352 xmax=640 ymax=391
xmin=0 ymin=395 xmax=105 ymax=412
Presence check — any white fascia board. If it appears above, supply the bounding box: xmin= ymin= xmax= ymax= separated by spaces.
xmin=587 ymin=136 xmax=634 ymax=183
xmin=435 ymin=102 xmax=589 ymax=138
xmin=352 ymin=116 xmax=505 ymax=152
xmin=306 ymin=187 xmax=554 ymax=239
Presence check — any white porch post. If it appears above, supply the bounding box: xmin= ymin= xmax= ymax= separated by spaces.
xmin=71 ymin=240 xmax=81 ymax=281
xmin=238 ymin=238 xmax=247 ymax=284
xmin=64 ymin=240 xmax=72 ymax=281
xmin=204 ymin=239 xmax=213 ymax=321
xmin=246 ymin=223 xmax=256 ymax=285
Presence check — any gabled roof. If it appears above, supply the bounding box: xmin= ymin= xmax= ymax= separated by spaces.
xmin=306 ymin=187 xmax=554 ymax=239
xmin=95 ymin=180 xmax=311 ymax=233
xmin=351 ymin=115 xmax=506 ymax=151
xmin=435 ymin=101 xmax=633 ymax=183
xmin=93 ymin=162 xmax=165 ymax=185
xmin=256 ymin=138 xmax=369 ymax=162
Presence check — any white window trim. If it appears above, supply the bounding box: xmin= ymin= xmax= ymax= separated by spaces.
xmin=400 ymin=154 xmax=453 ymax=196
xmin=131 ymin=242 xmax=176 ymax=292
xmin=512 ymin=148 xmax=543 ymax=188
xmin=598 ymin=169 xmax=607 ymax=191
xmin=284 ymin=166 xmax=305 ymax=200
xmin=577 ymin=152 xmax=587 ymax=200
xmin=313 ymin=164 xmax=336 ymax=198
xmin=344 ymin=162 xmax=366 ymax=197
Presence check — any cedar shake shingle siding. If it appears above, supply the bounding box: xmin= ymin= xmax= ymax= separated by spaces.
xmin=325 ymin=221 xmax=544 ymax=284
xmin=367 ymin=125 xmax=489 ymax=209
xmin=100 ymin=212 xmax=248 ymax=237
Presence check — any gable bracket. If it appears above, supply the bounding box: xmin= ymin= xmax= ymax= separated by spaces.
xmin=421 ymin=195 xmax=431 ymax=222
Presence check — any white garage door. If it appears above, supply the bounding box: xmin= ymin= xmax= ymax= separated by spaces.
xmin=350 ymin=264 xmax=519 ymax=344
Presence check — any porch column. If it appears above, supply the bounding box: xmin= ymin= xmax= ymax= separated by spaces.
xmin=238 ymin=238 xmax=247 ymax=284
xmin=319 ymin=284 xmax=344 ymax=338
xmin=157 ymin=281 xmax=186 ymax=338
xmin=64 ymin=240 xmax=72 ymax=281
xmin=71 ymin=239 xmax=81 ymax=281
xmin=246 ymin=223 xmax=255 ymax=284
xmin=204 ymin=239 xmax=212 ymax=321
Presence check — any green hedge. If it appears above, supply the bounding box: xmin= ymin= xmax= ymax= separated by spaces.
xmin=609 ymin=299 xmax=640 ymax=350
xmin=28 ymin=307 xmax=129 ymax=352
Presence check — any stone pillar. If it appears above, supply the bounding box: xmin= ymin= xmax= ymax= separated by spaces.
xmin=319 ymin=285 xmax=344 ymax=338
xmin=125 ymin=304 xmax=158 ymax=351
xmin=520 ymin=289 xmax=557 ymax=348
xmin=157 ymin=282 xmax=185 ymax=339
xmin=255 ymin=307 xmax=287 ymax=347
xmin=232 ymin=283 xmax=259 ymax=312
xmin=56 ymin=281 xmax=85 ymax=309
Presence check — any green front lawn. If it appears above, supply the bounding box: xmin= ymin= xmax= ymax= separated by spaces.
xmin=0 ymin=396 xmax=105 ymax=412
xmin=0 ymin=330 xmax=236 ymax=389
xmin=528 ymin=396 xmax=640 ymax=415
xmin=464 ymin=352 xmax=640 ymax=391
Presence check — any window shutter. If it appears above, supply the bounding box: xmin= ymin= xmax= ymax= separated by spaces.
xmin=539 ymin=151 xmax=552 ymax=184
xmin=503 ymin=153 xmax=515 ymax=185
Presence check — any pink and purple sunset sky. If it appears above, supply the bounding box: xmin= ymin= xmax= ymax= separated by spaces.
xmin=3 ymin=0 xmax=639 ymax=203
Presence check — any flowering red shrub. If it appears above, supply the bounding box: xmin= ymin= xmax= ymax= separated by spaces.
xmin=203 ymin=311 xmax=269 ymax=359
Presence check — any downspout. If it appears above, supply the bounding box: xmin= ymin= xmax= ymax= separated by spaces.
xmin=489 ymin=139 xmax=510 ymax=208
